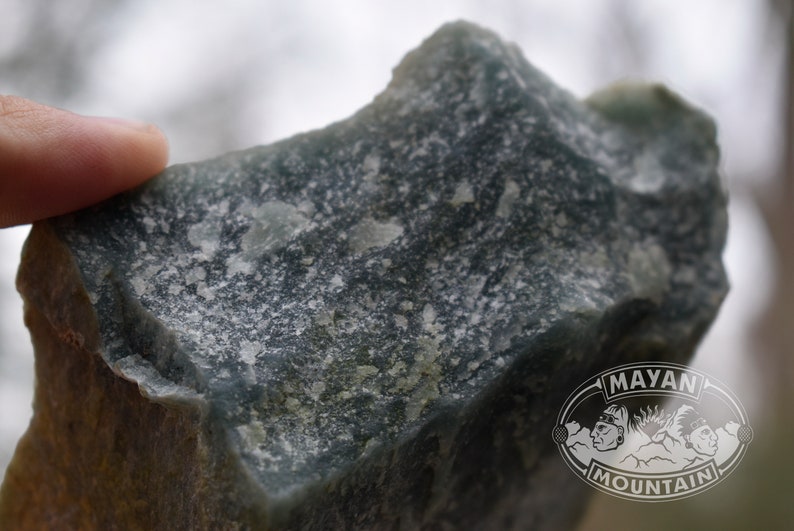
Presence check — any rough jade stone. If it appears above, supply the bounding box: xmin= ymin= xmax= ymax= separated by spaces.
xmin=0 ymin=21 xmax=726 ymax=530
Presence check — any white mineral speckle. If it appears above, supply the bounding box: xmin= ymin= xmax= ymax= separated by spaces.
xmin=285 ymin=397 xmax=301 ymax=412
xmin=388 ymin=361 xmax=406 ymax=377
xmin=296 ymin=200 xmax=316 ymax=217
xmin=627 ymin=244 xmax=672 ymax=302
xmin=631 ymin=150 xmax=667 ymax=193
xmin=226 ymin=254 xmax=252 ymax=276
xmin=355 ymin=365 xmax=378 ymax=383
xmin=240 ymin=340 xmax=262 ymax=364
xmin=450 ymin=181 xmax=475 ymax=206
xmin=394 ymin=314 xmax=408 ymax=330
xmin=349 ymin=217 xmax=404 ymax=253
xmin=189 ymin=200 xmax=229 ymax=260
xmin=185 ymin=266 xmax=206 ymax=284
xmin=309 ymin=381 xmax=326 ymax=400
xmin=421 ymin=304 xmax=438 ymax=333
xmin=142 ymin=216 xmax=157 ymax=234
xmin=577 ymin=248 xmax=610 ymax=269
xmin=242 ymin=363 xmax=256 ymax=385
xmin=362 ymin=152 xmax=381 ymax=181
xmin=240 ymin=200 xmax=310 ymax=259
xmin=187 ymin=217 xmax=222 ymax=259
xmin=130 ymin=276 xmax=148 ymax=297
xmin=496 ymin=179 xmax=520 ymax=218
xmin=555 ymin=212 xmax=569 ymax=228
xmin=167 ymin=284 xmax=184 ymax=296
xmin=195 ymin=281 xmax=215 ymax=301
xmin=237 ymin=421 xmax=267 ymax=449
xmin=399 ymin=336 xmax=443 ymax=421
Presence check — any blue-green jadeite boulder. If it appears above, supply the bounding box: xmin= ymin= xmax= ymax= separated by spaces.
xmin=1 ymin=21 xmax=726 ymax=530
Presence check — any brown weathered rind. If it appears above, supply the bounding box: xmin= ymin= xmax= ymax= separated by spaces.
xmin=0 ymin=223 xmax=265 ymax=529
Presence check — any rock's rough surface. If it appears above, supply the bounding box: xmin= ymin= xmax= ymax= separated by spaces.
xmin=0 ymin=21 xmax=726 ymax=530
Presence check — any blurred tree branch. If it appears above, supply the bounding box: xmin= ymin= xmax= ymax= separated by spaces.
xmin=755 ymin=0 xmax=794 ymax=417
xmin=0 ymin=0 xmax=125 ymax=103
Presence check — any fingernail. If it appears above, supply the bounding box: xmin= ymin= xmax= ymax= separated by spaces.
xmin=90 ymin=116 xmax=160 ymax=134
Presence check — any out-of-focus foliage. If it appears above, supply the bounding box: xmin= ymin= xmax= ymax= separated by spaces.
xmin=0 ymin=0 xmax=124 ymax=102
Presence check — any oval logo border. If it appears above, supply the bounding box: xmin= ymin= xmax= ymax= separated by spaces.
xmin=552 ymin=361 xmax=753 ymax=502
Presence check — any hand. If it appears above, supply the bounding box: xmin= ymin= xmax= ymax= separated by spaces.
xmin=0 ymin=95 xmax=168 ymax=228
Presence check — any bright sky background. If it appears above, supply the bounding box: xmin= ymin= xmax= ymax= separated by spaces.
xmin=0 ymin=0 xmax=781 ymax=480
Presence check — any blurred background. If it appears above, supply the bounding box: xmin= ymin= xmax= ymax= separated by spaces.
xmin=0 ymin=0 xmax=790 ymax=528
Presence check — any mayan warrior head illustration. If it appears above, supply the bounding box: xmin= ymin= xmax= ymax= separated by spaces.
xmin=590 ymin=404 xmax=628 ymax=451
xmin=678 ymin=408 xmax=718 ymax=457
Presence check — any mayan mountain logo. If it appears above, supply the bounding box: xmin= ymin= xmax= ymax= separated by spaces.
xmin=552 ymin=362 xmax=753 ymax=502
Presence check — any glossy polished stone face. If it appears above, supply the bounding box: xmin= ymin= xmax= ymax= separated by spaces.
xmin=1 ymin=21 xmax=726 ymax=530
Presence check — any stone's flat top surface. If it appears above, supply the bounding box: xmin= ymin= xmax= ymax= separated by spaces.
xmin=48 ymin=21 xmax=725 ymax=500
